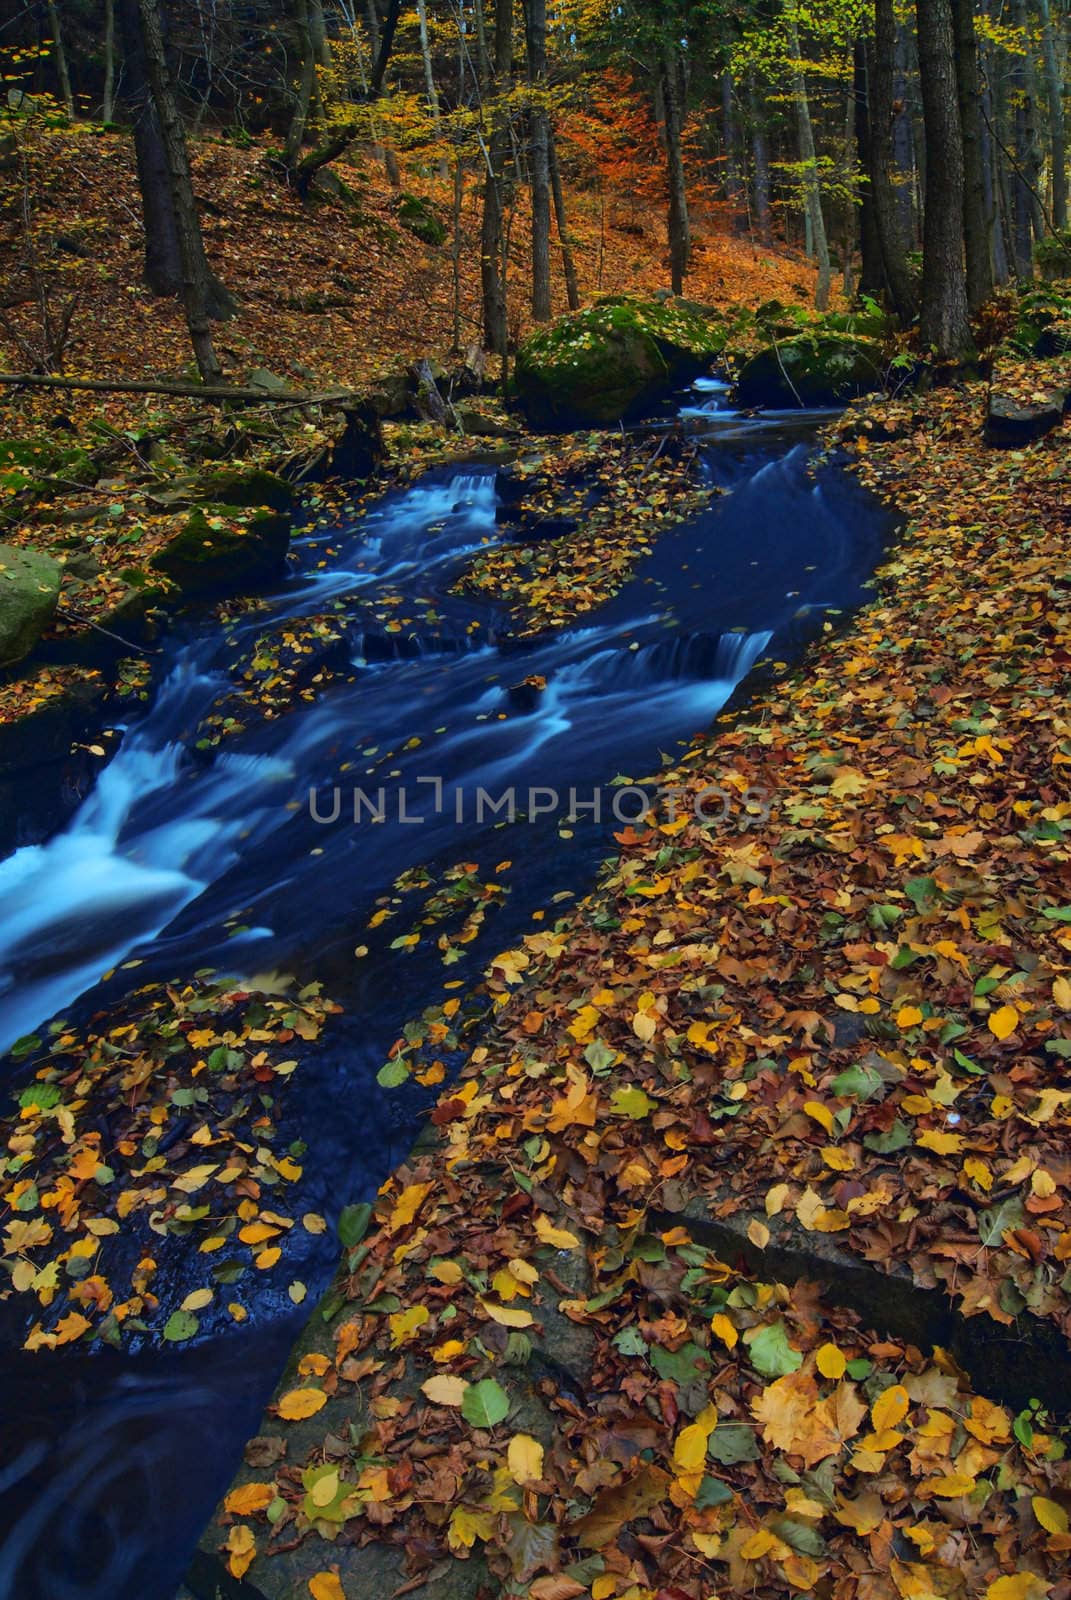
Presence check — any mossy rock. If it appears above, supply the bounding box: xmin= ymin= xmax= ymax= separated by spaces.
xmin=735 ymin=335 xmax=886 ymax=409
xmin=0 ymin=543 xmax=62 ymax=666
xmin=0 ymin=436 xmax=97 ymax=498
xmin=195 ymin=466 xmax=293 ymax=511
xmin=515 ymin=298 xmax=727 ymax=428
xmin=397 ymin=191 xmax=447 ymax=247
xmin=823 ymin=308 xmax=897 ymax=339
xmin=150 ymin=504 xmax=290 ymax=598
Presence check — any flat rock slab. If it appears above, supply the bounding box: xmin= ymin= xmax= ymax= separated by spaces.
xmin=652 ymin=1196 xmax=1071 ymax=1413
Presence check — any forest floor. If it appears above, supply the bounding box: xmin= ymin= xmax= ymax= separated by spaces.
xmin=186 ymin=358 xmax=1071 ymax=1600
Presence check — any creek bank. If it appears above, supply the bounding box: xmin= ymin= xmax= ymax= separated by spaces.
xmin=193 ymin=354 xmax=1071 ymax=1600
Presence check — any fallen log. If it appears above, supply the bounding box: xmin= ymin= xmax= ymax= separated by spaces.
xmin=0 ymin=372 xmax=358 ymax=405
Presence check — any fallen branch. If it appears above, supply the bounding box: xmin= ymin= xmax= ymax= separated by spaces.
xmin=0 ymin=372 xmax=360 ymax=405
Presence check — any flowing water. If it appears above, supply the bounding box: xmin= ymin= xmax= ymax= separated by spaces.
xmin=0 ymin=387 xmax=894 ymax=1599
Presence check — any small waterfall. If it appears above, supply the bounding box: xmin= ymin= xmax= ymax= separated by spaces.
xmin=551 ymin=629 xmax=772 ymax=692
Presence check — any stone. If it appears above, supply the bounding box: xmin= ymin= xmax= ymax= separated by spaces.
xmin=149 ymin=505 xmax=290 ymax=598
xmin=397 ymin=191 xmax=448 ymax=247
xmin=246 ymin=367 xmax=290 ymax=394
xmin=735 ymin=336 xmax=886 ymax=409
xmin=196 ymin=467 xmax=294 ymax=511
xmin=983 ymin=392 xmax=1068 ymax=448
xmin=0 ymin=544 xmax=62 ymax=666
xmin=515 ymin=298 xmax=726 ymax=429
xmin=454 ymin=403 xmax=517 ymax=439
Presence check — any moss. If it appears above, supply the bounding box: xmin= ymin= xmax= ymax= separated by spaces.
xmin=195 ymin=466 xmax=293 ymax=511
xmin=149 ymin=504 xmax=290 ymax=598
xmin=735 ymin=335 xmax=886 ymax=409
xmin=397 ymin=192 xmax=447 ymax=247
xmin=515 ymin=298 xmax=727 ymax=428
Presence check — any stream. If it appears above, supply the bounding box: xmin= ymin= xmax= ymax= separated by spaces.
xmin=0 ymin=384 xmax=895 ymax=1600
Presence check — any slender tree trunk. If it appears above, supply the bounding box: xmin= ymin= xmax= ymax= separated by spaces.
xmin=284 ymin=0 xmax=318 ymax=167
xmin=548 ymin=128 xmax=579 ymax=310
xmin=46 ymin=0 xmax=75 ymax=117
xmin=868 ymin=0 xmax=917 ymax=316
xmin=721 ymin=70 xmax=743 ymax=209
xmin=787 ymin=12 xmax=831 ymax=310
xmin=893 ymin=22 xmax=916 ymax=241
xmin=915 ymin=0 xmax=975 ymax=356
xmin=660 ymin=41 xmax=690 ymax=294
xmin=474 ymin=0 xmax=490 ymax=87
xmin=854 ymin=38 xmax=884 ymax=296
xmin=102 ymin=0 xmax=116 ymax=122
xmin=481 ymin=0 xmax=513 ymax=355
xmin=134 ymin=0 xmax=225 ymax=380
xmin=416 ymin=0 xmax=449 ymax=178
xmin=951 ymin=0 xmax=993 ymax=309
xmin=1039 ymin=0 xmax=1067 ymax=229
xmin=525 ymin=0 xmax=552 ymax=319
xmin=749 ymin=77 xmax=773 ymax=244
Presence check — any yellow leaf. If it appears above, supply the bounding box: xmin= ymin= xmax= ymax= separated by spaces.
xmin=747 ymin=1219 xmax=770 ymax=1249
xmin=816 ymin=1343 xmax=846 ymax=1380
xmin=308 ymin=1574 xmax=347 ymax=1600
xmin=534 ymin=1214 xmax=580 ymax=1249
xmin=507 ymin=1432 xmax=545 ymax=1485
xmin=389 ymin=1304 xmax=430 ymax=1346
xmin=172 ymin=1163 xmax=219 ymax=1194
xmin=1053 ymin=976 xmax=1071 ymax=1011
xmin=985 ymin=1577 xmax=1051 ymax=1600
xmin=916 ymin=1129 xmax=965 ymax=1155
xmin=923 ymin=1473 xmax=976 ymax=1498
xmin=765 ymin=1182 xmax=789 ymax=1216
xmin=896 ymin=1006 xmax=923 ymax=1029
xmin=429 ymin=1259 xmax=464 ymax=1284
xmin=421 ymin=1374 xmax=469 ymax=1407
xmin=277 ymin=1387 xmax=327 ymax=1420
xmin=1033 ymin=1495 xmax=1069 ymax=1534
xmin=479 ymin=1299 xmax=533 ymax=1328
xmin=387 ymin=1182 xmax=432 ymax=1232
xmin=255 ymin=1246 xmax=281 ymax=1270
xmin=803 ymin=1100 xmax=835 ymax=1135
xmin=180 ymin=1287 xmax=213 ymax=1313
xmin=711 ymin=1312 xmax=738 ymax=1350
xmin=432 ymin=1338 xmax=466 ymax=1363
xmin=311 ymin=1470 xmax=340 ymax=1507
xmin=447 ymin=1505 xmax=495 ymax=1551
xmin=963 ymin=1157 xmax=993 ymax=1191
xmin=673 ymin=1421 xmax=709 ymax=1474
xmin=821 ymin=1146 xmax=855 ymax=1172
xmin=224 ymin=1483 xmax=275 ymax=1516
xmin=239 ymin=1221 xmax=280 ymax=1245
xmin=740 ymin=1528 xmax=781 ymax=1560
xmin=988 ymin=1004 xmax=1019 ymax=1041
xmin=871 ymin=1385 xmax=909 ymax=1432
xmin=226 ymin=1525 xmax=255 ymax=1579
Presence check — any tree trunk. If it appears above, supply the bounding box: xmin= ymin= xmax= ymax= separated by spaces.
xmin=950 ymin=0 xmax=992 ymax=309
xmin=915 ymin=0 xmax=975 ymax=357
xmin=525 ymin=0 xmax=552 ymax=319
xmin=481 ymin=0 xmax=513 ymax=356
xmin=46 ymin=0 xmax=75 ymax=117
xmin=787 ymin=12 xmax=831 ymax=311
xmin=134 ymin=0 xmax=225 ymax=381
xmin=284 ymin=0 xmax=318 ymax=168
xmin=854 ymin=38 xmax=884 ymax=297
xmin=660 ymin=42 xmax=690 ymax=295
xmin=416 ymin=0 xmax=449 ymax=178
xmin=1039 ymin=0 xmax=1067 ymax=230
xmin=868 ymin=0 xmax=917 ymax=316
xmin=102 ymin=0 xmax=116 ymax=122
xmin=548 ymin=128 xmax=579 ymax=310
xmin=749 ymin=77 xmax=773 ymax=244
xmin=721 ymin=71 xmax=743 ymax=208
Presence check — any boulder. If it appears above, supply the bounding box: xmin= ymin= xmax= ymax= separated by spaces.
xmin=515 ymin=298 xmax=727 ymax=428
xmin=0 ymin=544 xmax=62 ymax=666
xmin=195 ymin=466 xmax=293 ymax=511
xmin=396 ymin=191 xmax=447 ymax=247
xmin=983 ymin=391 xmax=1068 ymax=448
xmin=454 ymin=402 xmax=517 ymax=439
xmin=149 ymin=504 xmax=290 ymax=598
xmin=735 ymin=335 xmax=885 ymax=409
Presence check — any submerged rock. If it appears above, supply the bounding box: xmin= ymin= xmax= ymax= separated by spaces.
xmin=735 ymin=335 xmax=886 ymax=409
xmin=0 ymin=543 xmax=62 ymax=666
xmin=514 ymin=297 xmax=726 ymax=428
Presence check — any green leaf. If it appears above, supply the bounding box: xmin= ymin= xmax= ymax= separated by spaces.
xmin=1042 ymin=906 xmax=1071 ymax=922
xmin=863 ymin=1119 xmax=910 ymax=1154
xmin=584 ymin=1039 xmax=617 ymax=1075
xmin=18 ymin=1080 xmax=58 ymax=1110
xmin=461 ymin=1378 xmax=510 ymax=1429
xmin=706 ymin=1422 xmax=760 ymax=1465
xmin=978 ymin=1197 xmax=1026 ymax=1247
xmin=338 ymin=1202 xmax=372 ymax=1249
xmin=612 ymin=1326 xmax=649 ymax=1358
xmin=162 ymin=1310 xmax=199 ymax=1342
xmin=746 ymin=1319 xmax=803 ymax=1378
xmin=11 ymin=1035 xmax=43 ymax=1064
xmin=694 ymin=1475 xmax=733 ymax=1508
xmin=610 ymin=1086 xmax=656 ymax=1119
xmin=831 ymin=1062 xmax=883 ymax=1101
xmin=377 ymin=1058 xmax=410 ymax=1087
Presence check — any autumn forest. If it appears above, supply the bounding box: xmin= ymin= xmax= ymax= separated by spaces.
xmin=0 ymin=1 xmax=1070 ymax=1599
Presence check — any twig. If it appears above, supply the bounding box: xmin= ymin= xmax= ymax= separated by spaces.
xmin=56 ymin=603 xmax=160 ymax=654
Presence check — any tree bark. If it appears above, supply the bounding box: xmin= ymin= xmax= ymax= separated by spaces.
xmin=416 ymin=0 xmax=449 ymax=178
xmin=102 ymin=0 xmax=116 ymax=122
xmin=660 ymin=41 xmax=690 ymax=295
xmin=525 ymin=0 xmax=552 ymax=319
xmin=915 ymin=0 xmax=975 ymax=356
xmin=787 ymin=12 xmax=831 ymax=310
xmin=46 ymin=0 xmax=75 ymax=118
xmin=548 ymin=127 xmax=579 ymax=310
xmin=854 ymin=38 xmax=885 ymax=297
xmin=284 ymin=0 xmax=318 ymax=168
xmin=481 ymin=0 xmax=513 ymax=355
xmin=951 ymin=0 xmax=993 ymax=309
xmin=134 ymin=0 xmax=226 ymax=381
xmin=1039 ymin=0 xmax=1067 ymax=230
xmin=749 ymin=77 xmax=773 ymax=244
